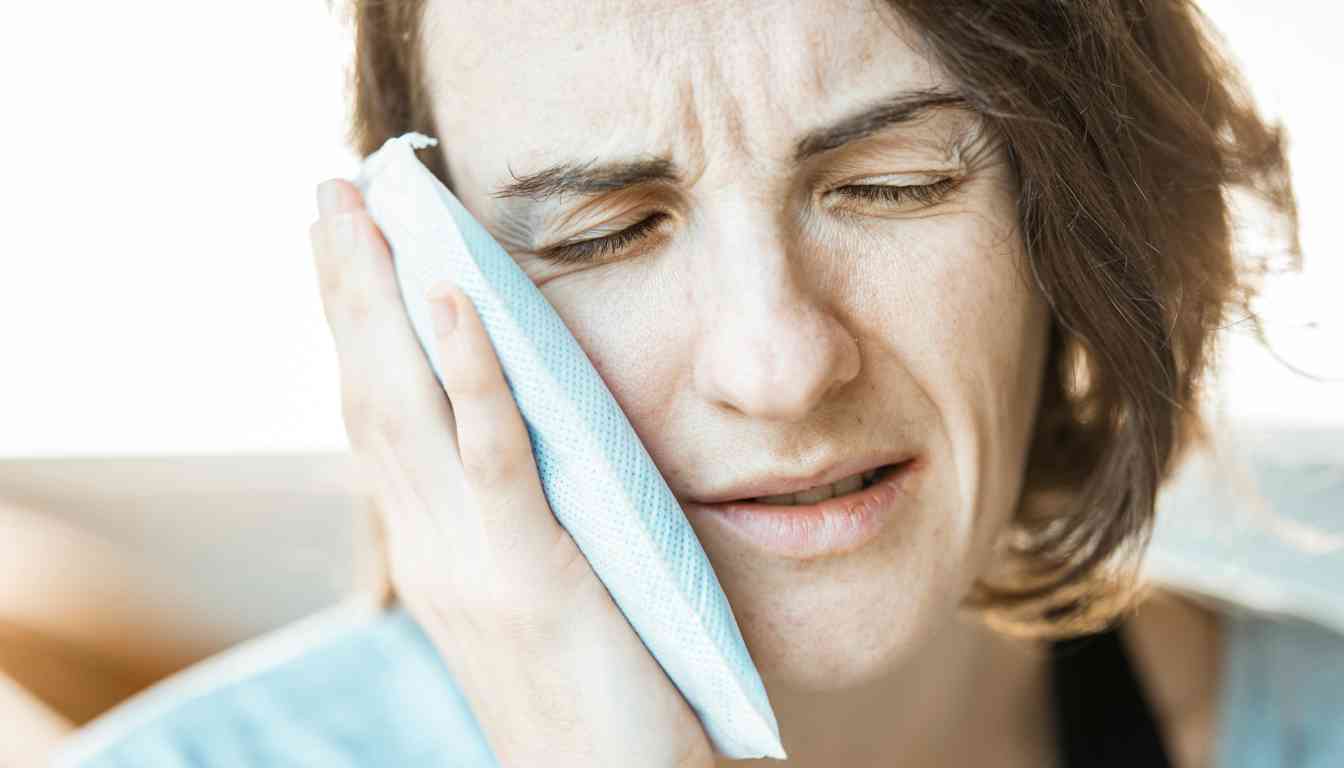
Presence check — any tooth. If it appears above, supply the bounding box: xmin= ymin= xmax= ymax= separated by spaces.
xmin=793 ymin=483 xmax=838 ymax=505
xmin=833 ymin=475 xmax=864 ymax=496
xmin=754 ymin=471 xmax=870 ymax=505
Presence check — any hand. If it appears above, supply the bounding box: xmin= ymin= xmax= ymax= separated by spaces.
xmin=308 ymin=178 xmax=714 ymax=768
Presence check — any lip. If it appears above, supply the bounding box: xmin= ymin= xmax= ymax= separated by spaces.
xmin=683 ymin=458 xmax=919 ymax=560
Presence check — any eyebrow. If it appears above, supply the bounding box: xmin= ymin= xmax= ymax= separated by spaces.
xmin=792 ymin=88 xmax=968 ymax=162
xmin=488 ymin=88 xmax=970 ymax=215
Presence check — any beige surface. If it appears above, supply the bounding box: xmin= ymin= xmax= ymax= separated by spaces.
xmin=0 ymin=454 xmax=368 ymax=725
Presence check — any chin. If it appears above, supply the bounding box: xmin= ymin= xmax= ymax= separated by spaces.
xmin=708 ymin=530 xmax=970 ymax=694
xmin=689 ymin=449 xmax=993 ymax=694
xmin=754 ymin=623 xmax=917 ymax=692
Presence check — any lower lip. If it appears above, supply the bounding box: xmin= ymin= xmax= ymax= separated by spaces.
xmin=683 ymin=460 xmax=918 ymax=560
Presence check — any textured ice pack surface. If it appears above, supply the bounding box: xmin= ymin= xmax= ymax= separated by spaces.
xmin=353 ymin=132 xmax=784 ymax=759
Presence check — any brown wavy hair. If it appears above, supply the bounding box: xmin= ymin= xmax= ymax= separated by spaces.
xmin=333 ymin=0 xmax=1299 ymax=637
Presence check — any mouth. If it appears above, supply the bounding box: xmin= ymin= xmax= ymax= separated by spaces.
xmin=683 ymin=459 xmax=919 ymax=560
xmin=742 ymin=461 xmax=905 ymax=505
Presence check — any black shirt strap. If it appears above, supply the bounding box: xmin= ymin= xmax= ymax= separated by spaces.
xmin=1049 ymin=621 xmax=1174 ymax=768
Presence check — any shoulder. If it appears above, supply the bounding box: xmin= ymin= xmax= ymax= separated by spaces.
xmin=51 ymin=601 xmax=496 ymax=768
xmin=1124 ymin=586 xmax=1344 ymax=768
xmin=1120 ymin=587 xmax=1225 ymax=768
xmin=1214 ymin=602 xmax=1344 ymax=754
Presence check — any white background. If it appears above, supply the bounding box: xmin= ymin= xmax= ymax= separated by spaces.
xmin=1 ymin=1 xmax=1339 ymax=458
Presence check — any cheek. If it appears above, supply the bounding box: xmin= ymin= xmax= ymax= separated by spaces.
xmin=877 ymin=204 xmax=1049 ymax=548
xmin=538 ymin=267 xmax=688 ymax=434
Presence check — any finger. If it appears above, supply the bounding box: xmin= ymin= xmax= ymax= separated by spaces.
xmin=336 ymin=215 xmax=469 ymax=512
xmin=308 ymin=178 xmax=362 ymax=308
xmin=425 ymin=281 xmax=569 ymax=567
xmin=307 ymin=182 xmax=468 ymax=530
xmin=316 ymin=177 xmax=361 ymax=218
xmin=359 ymin=432 xmax=451 ymax=597
xmin=309 ymin=185 xmax=454 ymax=440
xmin=309 ymin=179 xmax=399 ymax=337
xmin=335 ymin=210 xmax=409 ymax=337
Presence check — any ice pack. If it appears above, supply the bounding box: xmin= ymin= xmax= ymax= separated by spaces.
xmin=352 ymin=132 xmax=784 ymax=759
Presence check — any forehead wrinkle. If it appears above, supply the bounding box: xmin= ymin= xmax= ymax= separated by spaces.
xmin=674 ymin=77 xmax=710 ymax=185
xmin=625 ymin=2 xmax=842 ymax=154
xmin=427 ymin=0 xmax=956 ymax=214
xmin=624 ymin=22 xmax=752 ymax=186
xmin=695 ymin=67 xmax=755 ymax=177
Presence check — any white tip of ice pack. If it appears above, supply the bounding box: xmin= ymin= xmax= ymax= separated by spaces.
xmin=352 ymin=133 xmax=440 ymax=195
xmin=400 ymin=132 xmax=439 ymax=150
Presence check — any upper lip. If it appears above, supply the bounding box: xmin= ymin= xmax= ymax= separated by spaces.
xmin=683 ymin=451 xmax=914 ymax=505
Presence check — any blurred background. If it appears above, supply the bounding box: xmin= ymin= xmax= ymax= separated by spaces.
xmin=0 ymin=0 xmax=1340 ymax=753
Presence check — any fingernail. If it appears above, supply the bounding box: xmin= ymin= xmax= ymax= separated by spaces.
xmin=426 ymin=281 xmax=459 ymax=336
xmin=316 ymin=179 xmax=343 ymax=216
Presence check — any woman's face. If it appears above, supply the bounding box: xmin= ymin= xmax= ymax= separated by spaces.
xmin=421 ymin=0 xmax=1051 ymax=690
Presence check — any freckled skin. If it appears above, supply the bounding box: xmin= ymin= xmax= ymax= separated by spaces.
xmin=421 ymin=0 xmax=1052 ymax=754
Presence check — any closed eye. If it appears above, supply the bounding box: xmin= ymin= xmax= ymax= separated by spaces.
xmin=832 ymin=177 xmax=958 ymax=207
xmin=542 ymin=211 xmax=671 ymax=265
xmin=539 ymin=177 xmax=958 ymax=265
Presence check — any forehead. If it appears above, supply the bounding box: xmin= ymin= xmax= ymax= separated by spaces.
xmin=419 ymin=0 xmax=951 ymax=182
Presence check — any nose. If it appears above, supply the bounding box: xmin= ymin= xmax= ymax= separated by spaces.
xmin=692 ymin=198 xmax=862 ymax=423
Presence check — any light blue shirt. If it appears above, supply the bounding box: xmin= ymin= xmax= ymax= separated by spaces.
xmin=52 ymin=593 xmax=1344 ymax=767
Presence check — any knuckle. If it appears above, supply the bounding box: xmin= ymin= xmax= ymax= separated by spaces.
xmin=490 ymin=536 xmax=589 ymax=625
xmin=548 ymin=533 xmax=598 ymax=593
xmin=459 ymin=436 xmax=520 ymax=487
xmin=307 ymin=219 xmax=324 ymax=256
xmin=340 ymin=386 xmax=373 ymax=434
xmin=516 ymin=661 xmax=583 ymax=735
xmin=344 ymin=384 xmax=403 ymax=447
xmin=481 ymin=585 xmax=566 ymax=643
xmin=316 ymin=269 xmax=343 ymax=308
xmin=343 ymin=285 xmax=374 ymax=328
xmin=313 ymin=214 xmax=378 ymax=325
xmin=340 ymin=210 xmax=379 ymax=255
xmin=318 ymin=283 xmax=348 ymax=326
xmin=351 ymin=210 xmax=379 ymax=241
xmin=371 ymin=403 xmax=406 ymax=446
xmin=451 ymin=360 xmax=496 ymax=399
xmin=310 ymin=223 xmax=344 ymax=300
xmin=307 ymin=218 xmax=327 ymax=252
xmin=328 ymin=210 xmax=360 ymax=243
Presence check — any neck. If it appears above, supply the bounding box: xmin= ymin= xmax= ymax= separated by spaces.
xmin=718 ymin=613 xmax=1056 ymax=768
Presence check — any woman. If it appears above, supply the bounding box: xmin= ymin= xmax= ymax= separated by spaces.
xmin=49 ymin=1 xmax=1339 ymax=766
xmin=306 ymin=0 xmax=1333 ymax=765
